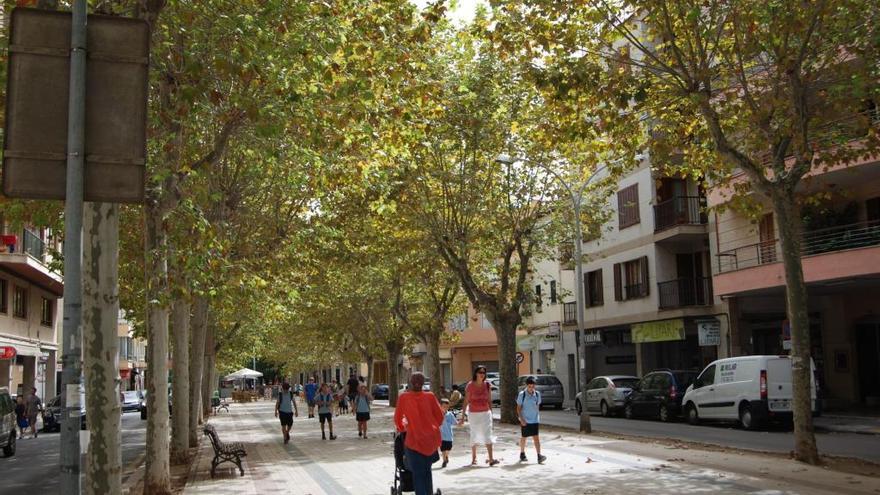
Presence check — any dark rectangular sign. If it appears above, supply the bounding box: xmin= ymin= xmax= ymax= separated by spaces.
xmin=2 ymin=8 xmax=149 ymax=203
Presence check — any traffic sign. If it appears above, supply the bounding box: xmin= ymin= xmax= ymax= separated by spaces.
xmin=0 ymin=346 xmax=16 ymax=360
xmin=515 ymin=352 xmax=525 ymax=364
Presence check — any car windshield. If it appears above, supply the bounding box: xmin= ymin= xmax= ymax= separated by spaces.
xmin=123 ymin=391 xmax=140 ymax=401
xmin=674 ymin=372 xmax=697 ymax=388
xmin=612 ymin=378 xmax=639 ymax=389
xmin=536 ymin=376 xmax=562 ymax=386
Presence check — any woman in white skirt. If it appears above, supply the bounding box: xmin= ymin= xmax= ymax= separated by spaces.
xmin=459 ymin=365 xmax=499 ymax=466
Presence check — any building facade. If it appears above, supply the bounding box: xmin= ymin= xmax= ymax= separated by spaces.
xmin=709 ymin=147 xmax=880 ymax=410
xmin=0 ymin=223 xmax=63 ymax=400
xmin=117 ymin=317 xmax=147 ymax=391
xmin=522 ymin=161 xmax=730 ymax=406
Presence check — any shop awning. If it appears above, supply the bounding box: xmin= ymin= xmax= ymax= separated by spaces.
xmin=0 ymin=338 xmax=41 ymax=357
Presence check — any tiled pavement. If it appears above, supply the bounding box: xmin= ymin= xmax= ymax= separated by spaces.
xmin=183 ymin=399 xmax=880 ymax=495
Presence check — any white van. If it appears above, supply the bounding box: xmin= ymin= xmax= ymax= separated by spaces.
xmin=682 ymin=355 xmax=818 ymax=430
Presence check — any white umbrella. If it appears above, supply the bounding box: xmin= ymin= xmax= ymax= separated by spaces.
xmin=224 ymin=368 xmax=263 ymax=380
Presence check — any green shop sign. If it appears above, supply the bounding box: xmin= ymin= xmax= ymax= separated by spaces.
xmin=631 ymin=319 xmax=685 ymax=343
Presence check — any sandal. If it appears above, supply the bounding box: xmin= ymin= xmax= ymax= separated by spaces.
xmin=470 ymin=459 xmax=478 ymax=466
xmin=488 ymin=459 xmax=500 ymax=467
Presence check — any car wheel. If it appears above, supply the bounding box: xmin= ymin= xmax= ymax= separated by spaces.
xmin=3 ymin=431 xmax=15 ymax=457
xmin=575 ymin=399 xmax=582 ymax=415
xmin=600 ymin=400 xmax=609 ymax=418
xmin=624 ymin=403 xmax=634 ymax=419
xmin=686 ymin=403 xmax=700 ymax=425
xmin=659 ymin=404 xmax=670 ymax=422
xmin=739 ymin=403 xmax=756 ymax=430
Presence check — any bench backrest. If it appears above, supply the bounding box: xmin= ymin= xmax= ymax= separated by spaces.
xmin=203 ymin=424 xmax=223 ymax=451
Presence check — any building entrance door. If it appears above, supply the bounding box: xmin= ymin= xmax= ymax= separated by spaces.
xmin=856 ymin=323 xmax=880 ymax=403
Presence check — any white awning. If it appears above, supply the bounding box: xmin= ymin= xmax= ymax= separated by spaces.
xmin=224 ymin=368 xmax=263 ymax=380
xmin=0 ymin=338 xmax=41 ymax=357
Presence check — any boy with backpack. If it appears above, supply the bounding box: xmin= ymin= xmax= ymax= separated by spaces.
xmin=516 ymin=376 xmax=546 ymax=464
xmin=439 ymin=398 xmax=457 ymax=468
xmin=274 ymin=382 xmax=299 ymax=444
xmin=316 ymin=383 xmax=337 ymax=440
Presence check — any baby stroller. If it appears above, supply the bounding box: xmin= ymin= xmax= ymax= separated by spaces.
xmin=391 ymin=433 xmax=441 ymax=495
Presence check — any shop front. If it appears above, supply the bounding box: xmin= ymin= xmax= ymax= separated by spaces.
xmin=633 ymin=318 xmax=717 ymax=376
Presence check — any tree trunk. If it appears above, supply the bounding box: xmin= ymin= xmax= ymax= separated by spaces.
xmin=386 ymin=341 xmax=402 ymax=407
xmin=82 ymin=203 xmax=121 ymax=495
xmin=144 ymin=205 xmax=171 ymax=495
xmin=201 ymin=325 xmax=216 ymax=420
xmin=189 ymin=295 xmax=208 ymax=445
xmin=424 ymin=328 xmax=443 ymax=399
xmin=366 ymin=355 xmax=374 ymax=389
xmin=170 ymin=297 xmax=190 ymax=464
xmin=492 ymin=315 xmax=520 ymax=424
xmin=772 ymin=192 xmax=819 ymax=464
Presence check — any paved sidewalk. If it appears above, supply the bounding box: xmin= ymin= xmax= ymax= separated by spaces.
xmin=184 ymin=400 xmax=880 ymax=495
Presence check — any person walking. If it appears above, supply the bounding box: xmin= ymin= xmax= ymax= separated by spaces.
xmin=439 ymin=398 xmax=457 ymax=468
xmin=274 ymin=382 xmax=299 ymax=444
xmin=24 ymin=387 xmax=41 ymax=438
xmin=354 ymin=384 xmax=372 ymax=438
xmin=304 ymin=377 xmax=318 ymax=418
xmin=516 ymin=376 xmax=546 ymax=463
xmin=14 ymin=396 xmax=28 ymax=439
xmin=316 ymin=383 xmax=337 ymax=440
xmin=393 ymin=372 xmax=443 ymax=495
xmin=346 ymin=373 xmax=359 ymax=406
xmin=448 ymin=384 xmax=462 ymax=411
xmin=458 ymin=366 xmax=498 ymax=466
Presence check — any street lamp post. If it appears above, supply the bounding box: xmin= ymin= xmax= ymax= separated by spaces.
xmin=496 ymin=154 xmax=610 ymax=433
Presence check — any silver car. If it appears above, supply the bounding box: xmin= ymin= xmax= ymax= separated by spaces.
xmin=518 ymin=374 xmax=564 ymax=409
xmin=575 ymin=375 xmax=639 ymax=417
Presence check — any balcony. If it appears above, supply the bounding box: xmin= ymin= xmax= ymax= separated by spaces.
xmin=717 ymin=219 xmax=880 ymax=274
xmin=654 ymin=196 xmax=708 ymax=232
xmin=563 ymin=302 xmax=577 ymax=325
xmin=713 ymin=219 xmax=880 ymax=296
xmin=658 ymin=277 xmax=713 ymax=310
xmin=22 ymin=230 xmax=45 ymax=261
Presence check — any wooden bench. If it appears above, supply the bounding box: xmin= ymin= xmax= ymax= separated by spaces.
xmin=203 ymin=424 xmax=247 ymax=477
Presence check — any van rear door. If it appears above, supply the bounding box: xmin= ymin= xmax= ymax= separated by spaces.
xmin=766 ymin=357 xmax=793 ymax=412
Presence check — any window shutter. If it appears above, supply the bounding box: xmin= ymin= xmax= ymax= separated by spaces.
xmin=583 ymin=272 xmax=591 ymax=308
xmin=550 ymin=280 xmax=557 ymax=304
xmin=613 ymin=263 xmax=623 ymax=301
xmin=596 ymin=269 xmax=604 ymax=305
xmin=640 ymin=256 xmax=650 ymax=297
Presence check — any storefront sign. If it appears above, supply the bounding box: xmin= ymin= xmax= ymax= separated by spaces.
xmin=0 ymin=346 xmax=16 ymax=360
xmin=631 ymin=319 xmax=685 ymax=343
xmin=544 ymin=321 xmax=560 ymax=342
xmin=698 ymin=320 xmax=721 ymax=346
xmin=583 ymin=330 xmax=602 ymax=346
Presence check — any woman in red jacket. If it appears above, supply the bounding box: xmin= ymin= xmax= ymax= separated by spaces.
xmin=394 ymin=373 xmax=443 ymax=495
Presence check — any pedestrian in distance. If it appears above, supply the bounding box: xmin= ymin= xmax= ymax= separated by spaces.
xmin=393 ymin=372 xmax=443 ymax=495
xmin=304 ymin=377 xmax=318 ymax=418
xmin=316 ymin=383 xmax=337 ymax=440
xmin=439 ymin=398 xmax=457 ymax=468
xmin=24 ymin=387 xmax=41 ymax=438
xmin=448 ymin=384 xmax=462 ymax=411
xmin=338 ymin=391 xmax=349 ymax=415
xmin=354 ymin=384 xmax=372 ymax=438
xmin=346 ymin=372 xmax=359 ymax=406
xmin=14 ymin=396 xmax=27 ymax=439
xmin=459 ymin=366 xmax=499 ymax=466
xmin=517 ymin=376 xmax=546 ymax=464
xmin=275 ymin=382 xmax=299 ymax=444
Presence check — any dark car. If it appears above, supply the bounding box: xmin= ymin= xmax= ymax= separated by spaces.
xmin=518 ymin=374 xmax=565 ymax=409
xmin=371 ymin=384 xmax=389 ymax=400
xmin=42 ymin=394 xmax=88 ymax=432
xmin=624 ymin=370 xmax=697 ymax=422
xmin=0 ymin=388 xmax=16 ymax=457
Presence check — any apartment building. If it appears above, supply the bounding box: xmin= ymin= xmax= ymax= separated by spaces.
xmin=523 ymin=160 xmax=729 ymax=405
xmin=0 ymin=221 xmax=63 ymax=400
xmin=709 ymin=123 xmax=880 ymax=410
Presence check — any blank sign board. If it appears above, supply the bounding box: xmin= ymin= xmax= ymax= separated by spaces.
xmin=2 ymin=8 xmax=149 ymax=203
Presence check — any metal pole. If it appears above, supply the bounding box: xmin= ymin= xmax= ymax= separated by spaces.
xmin=572 ymin=195 xmax=592 ymax=433
xmin=60 ymin=1 xmax=87 ymax=493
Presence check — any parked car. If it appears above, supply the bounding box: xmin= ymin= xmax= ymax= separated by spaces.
xmin=518 ymin=374 xmax=564 ymax=409
xmin=42 ymin=393 xmax=88 ymax=432
xmin=487 ymin=378 xmax=501 ymax=405
xmin=371 ymin=384 xmax=389 ymax=400
xmin=0 ymin=388 xmax=17 ymax=457
xmin=575 ymin=375 xmax=640 ymax=416
xmin=682 ymin=355 xmax=819 ymax=430
xmin=399 ymin=381 xmax=431 ymax=394
xmin=485 ymin=372 xmax=500 ymax=380
xmin=624 ymin=370 xmax=697 ymax=422
xmin=121 ymin=390 xmax=143 ymax=413
xmin=139 ymin=391 xmax=173 ymax=420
